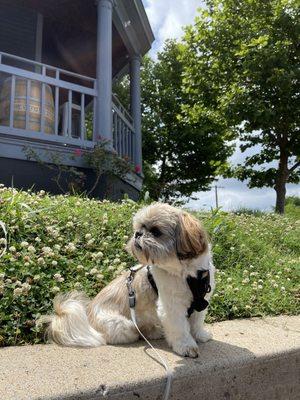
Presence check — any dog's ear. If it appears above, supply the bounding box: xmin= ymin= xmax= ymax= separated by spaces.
xmin=176 ymin=212 xmax=208 ymax=259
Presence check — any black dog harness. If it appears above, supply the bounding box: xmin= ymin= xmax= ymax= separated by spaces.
xmin=127 ymin=265 xmax=211 ymax=318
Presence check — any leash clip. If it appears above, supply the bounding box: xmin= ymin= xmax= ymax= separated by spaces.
xmin=126 ymin=271 xmax=136 ymax=308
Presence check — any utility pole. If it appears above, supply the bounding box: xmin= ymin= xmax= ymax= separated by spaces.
xmin=214 ymin=185 xmax=224 ymax=208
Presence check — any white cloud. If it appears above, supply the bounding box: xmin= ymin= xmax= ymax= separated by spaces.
xmin=143 ymin=0 xmax=204 ymax=54
xmin=186 ymin=178 xmax=300 ymax=211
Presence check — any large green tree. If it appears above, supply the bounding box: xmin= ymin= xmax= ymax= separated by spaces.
xmin=139 ymin=41 xmax=234 ymax=201
xmin=181 ymin=0 xmax=300 ymax=213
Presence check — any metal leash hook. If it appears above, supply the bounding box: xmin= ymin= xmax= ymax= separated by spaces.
xmin=126 ymin=272 xmax=136 ymax=308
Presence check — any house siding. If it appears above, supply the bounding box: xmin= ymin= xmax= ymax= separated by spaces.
xmin=0 ymin=1 xmax=37 ymax=60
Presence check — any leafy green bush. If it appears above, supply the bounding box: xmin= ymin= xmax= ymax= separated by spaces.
xmin=0 ymin=186 xmax=299 ymax=346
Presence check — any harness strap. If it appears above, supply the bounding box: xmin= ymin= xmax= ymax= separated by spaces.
xmin=147 ymin=265 xmax=159 ymax=295
xmin=186 ymin=270 xmax=211 ymax=318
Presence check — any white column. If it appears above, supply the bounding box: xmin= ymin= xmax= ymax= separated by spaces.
xmin=130 ymin=55 xmax=142 ymax=172
xmin=95 ymin=0 xmax=113 ymax=142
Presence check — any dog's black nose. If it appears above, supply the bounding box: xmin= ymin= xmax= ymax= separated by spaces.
xmin=135 ymin=231 xmax=143 ymax=239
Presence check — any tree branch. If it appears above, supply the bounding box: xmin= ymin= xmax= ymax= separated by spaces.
xmin=289 ymin=161 xmax=300 ymax=173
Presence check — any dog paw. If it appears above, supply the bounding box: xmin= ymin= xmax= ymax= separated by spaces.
xmin=173 ymin=342 xmax=199 ymax=358
xmin=194 ymin=329 xmax=213 ymax=343
xmin=147 ymin=329 xmax=164 ymax=340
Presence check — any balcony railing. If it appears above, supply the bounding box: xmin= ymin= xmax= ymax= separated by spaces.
xmin=0 ymin=52 xmax=135 ymax=162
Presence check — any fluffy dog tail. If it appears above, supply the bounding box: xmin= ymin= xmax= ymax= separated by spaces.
xmin=38 ymin=291 xmax=105 ymax=347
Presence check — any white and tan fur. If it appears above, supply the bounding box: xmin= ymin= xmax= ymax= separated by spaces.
xmin=39 ymin=203 xmax=215 ymax=358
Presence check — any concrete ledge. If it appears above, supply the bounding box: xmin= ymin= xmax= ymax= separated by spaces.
xmin=1 ymin=316 xmax=299 ymax=400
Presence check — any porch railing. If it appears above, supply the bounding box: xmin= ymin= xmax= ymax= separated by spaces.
xmin=112 ymin=94 xmax=135 ymax=162
xmin=0 ymin=52 xmax=136 ymax=162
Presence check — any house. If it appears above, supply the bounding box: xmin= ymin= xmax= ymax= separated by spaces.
xmin=0 ymin=0 xmax=154 ymax=200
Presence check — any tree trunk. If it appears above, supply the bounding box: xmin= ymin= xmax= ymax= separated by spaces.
xmin=274 ymin=151 xmax=288 ymax=214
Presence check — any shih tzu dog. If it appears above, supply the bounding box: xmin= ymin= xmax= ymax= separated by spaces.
xmin=40 ymin=203 xmax=215 ymax=358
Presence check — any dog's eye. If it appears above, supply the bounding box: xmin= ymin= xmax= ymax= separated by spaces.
xmin=150 ymin=227 xmax=162 ymax=237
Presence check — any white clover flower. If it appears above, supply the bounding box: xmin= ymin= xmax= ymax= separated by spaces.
xmin=227 ymin=277 xmax=232 ymax=282
xmin=90 ymin=268 xmax=98 ymax=275
xmin=66 ymin=221 xmax=74 ymax=228
xmin=52 ymin=261 xmax=58 ymax=266
xmin=65 ymin=243 xmax=76 ymax=252
xmin=245 ymin=305 xmax=251 ymax=310
xmin=257 ymin=285 xmax=263 ymax=290
xmin=53 ymin=273 xmax=62 ymax=281
xmin=232 ymin=306 xmax=238 ymax=311
xmin=85 ymin=272 xmax=89 ymax=276
xmin=123 ymin=235 xmax=129 ymax=240
xmin=108 ymin=265 xmax=114 ymax=271
xmin=85 ymin=233 xmax=92 ymax=240
xmin=230 ymin=247 xmax=235 ymax=251
xmin=94 ymin=251 xmax=104 ymax=260
xmin=33 ymin=275 xmax=40 ymax=282
xmin=0 ymin=238 xmax=7 ymax=245
xmin=39 ymin=190 xmax=46 ymax=196
xmin=96 ymin=273 xmax=104 ymax=280
xmin=42 ymin=246 xmax=52 ymax=254
xmin=258 ymin=279 xmax=263 ymax=284
xmin=22 ymin=283 xmax=31 ymax=292
xmin=54 ymin=244 xmax=61 ymax=251
xmin=103 ymin=259 xmax=109 ymax=265
xmin=58 ymin=236 xmax=63 ymax=242
xmin=28 ymin=245 xmax=36 ymax=253
xmin=0 ymin=273 xmax=5 ymax=280
xmin=106 ymin=236 xmax=112 ymax=241
xmin=280 ymin=286 xmax=286 ymax=291
xmin=9 ymin=246 xmax=16 ymax=253
xmin=13 ymin=287 xmax=23 ymax=297
xmin=273 ymin=283 xmax=278 ymax=288
xmin=21 ymin=241 xmax=29 ymax=248
xmin=35 ymin=237 xmax=41 ymax=243
xmin=113 ymin=258 xmax=121 ymax=264
xmin=250 ymin=272 xmax=257 ymax=277
xmin=87 ymin=239 xmax=95 ymax=247
xmin=287 ymin=278 xmax=291 ymax=282
xmin=243 ymin=270 xmax=249 ymax=275
xmin=24 ymin=262 xmax=30 ymax=267
xmin=77 ymin=265 xmax=84 ymax=271
xmin=234 ymin=287 xmax=239 ymax=292
xmin=37 ymin=257 xmax=45 ymax=265
xmin=249 ymin=265 xmax=254 ymax=269
xmin=102 ymin=242 xmax=108 ymax=248
xmin=51 ymin=286 xmax=60 ymax=293
xmin=242 ymin=278 xmax=250 ymax=284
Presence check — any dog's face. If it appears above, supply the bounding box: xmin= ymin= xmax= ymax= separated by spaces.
xmin=127 ymin=203 xmax=208 ymax=269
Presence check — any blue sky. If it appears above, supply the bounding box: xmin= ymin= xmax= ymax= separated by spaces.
xmin=142 ymin=0 xmax=300 ymax=211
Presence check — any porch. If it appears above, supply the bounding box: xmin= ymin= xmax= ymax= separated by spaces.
xmin=0 ymin=51 xmax=135 ymax=162
xmin=0 ymin=0 xmax=154 ymax=197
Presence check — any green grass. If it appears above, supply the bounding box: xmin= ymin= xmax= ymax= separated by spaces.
xmin=0 ymin=186 xmax=299 ymax=346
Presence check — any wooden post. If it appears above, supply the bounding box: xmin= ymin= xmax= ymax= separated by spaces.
xmin=95 ymin=0 xmax=113 ymax=144
xmin=130 ymin=55 xmax=142 ymax=172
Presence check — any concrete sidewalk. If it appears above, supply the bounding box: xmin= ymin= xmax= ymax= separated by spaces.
xmin=0 ymin=316 xmax=299 ymax=400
